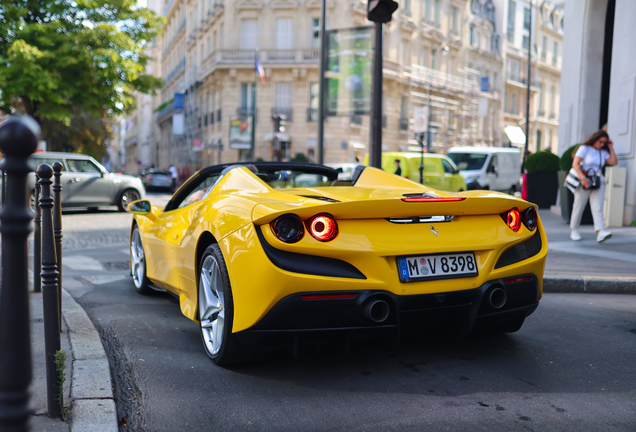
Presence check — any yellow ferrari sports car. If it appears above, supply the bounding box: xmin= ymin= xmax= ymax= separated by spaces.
xmin=128 ymin=162 xmax=547 ymax=365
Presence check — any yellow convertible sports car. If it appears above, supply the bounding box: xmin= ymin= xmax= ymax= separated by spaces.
xmin=128 ymin=162 xmax=547 ymax=365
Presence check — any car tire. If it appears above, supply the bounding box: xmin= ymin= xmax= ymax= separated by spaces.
xmin=130 ymin=225 xmax=152 ymax=295
xmin=118 ymin=188 xmax=141 ymax=212
xmin=198 ymin=244 xmax=245 ymax=366
xmin=497 ymin=316 xmax=525 ymax=333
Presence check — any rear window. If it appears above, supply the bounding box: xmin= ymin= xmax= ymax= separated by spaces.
xmin=447 ymin=153 xmax=488 ymax=171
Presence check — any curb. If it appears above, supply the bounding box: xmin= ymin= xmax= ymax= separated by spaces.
xmin=544 ymin=276 xmax=636 ymax=294
xmin=61 ymin=289 xmax=118 ymax=432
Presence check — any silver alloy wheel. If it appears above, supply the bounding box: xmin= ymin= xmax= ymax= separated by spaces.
xmin=130 ymin=228 xmax=145 ymax=289
xmin=120 ymin=189 xmax=140 ymax=211
xmin=199 ymin=255 xmax=225 ymax=356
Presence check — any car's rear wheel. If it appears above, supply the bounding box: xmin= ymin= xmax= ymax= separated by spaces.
xmin=198 ymin=244 xmax=245 ymax=366
xmin=130 ymin=226 xmax=152 ymax=294
xmin=118 ymin=188 xmax=140 ymax=212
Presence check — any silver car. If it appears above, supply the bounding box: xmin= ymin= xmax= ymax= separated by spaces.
xmin=24 ymin=152 xmax=145 ymax=211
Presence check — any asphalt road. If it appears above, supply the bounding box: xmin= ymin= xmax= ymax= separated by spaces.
xmin=60 ymin=205 xmax=636 ymax=432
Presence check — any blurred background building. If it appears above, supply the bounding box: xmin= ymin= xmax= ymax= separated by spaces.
xmin=122 ymin=0 xmax=563 ymax=174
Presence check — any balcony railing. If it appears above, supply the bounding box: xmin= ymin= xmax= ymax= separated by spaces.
xmin=537 ymin=109 xmax=545 ymax=117
xmin=220 ymin=49 xmax=320 ymax=64
xmin=272 ymin=107 xmax=293 ymax=122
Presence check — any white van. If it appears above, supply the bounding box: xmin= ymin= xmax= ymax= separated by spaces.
xmin=447 ymin=147 xmax=522 ymax=193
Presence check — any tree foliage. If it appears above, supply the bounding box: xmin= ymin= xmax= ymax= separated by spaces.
xmin=0 ymin=0 xmax=164 ymax=152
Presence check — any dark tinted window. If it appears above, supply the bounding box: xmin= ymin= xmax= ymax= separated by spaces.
xmin=447 ymin=153 xmax=488 ymax=171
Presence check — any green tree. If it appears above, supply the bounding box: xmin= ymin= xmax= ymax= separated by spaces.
xmin=0 ymin=0 xmax=163 ymax=150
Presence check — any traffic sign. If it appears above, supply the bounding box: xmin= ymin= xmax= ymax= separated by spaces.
xmin=413 ymin=107 xmax=428 ymax=133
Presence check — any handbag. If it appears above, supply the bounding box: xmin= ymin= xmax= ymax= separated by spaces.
xmin=565 ymin=168 xmax=580 ymax=194
xmin=585 ymin=168 xmax=601 ymax=189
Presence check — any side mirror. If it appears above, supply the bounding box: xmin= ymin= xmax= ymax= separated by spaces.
xmin=128 ymin=199 xmax=151 ymax=215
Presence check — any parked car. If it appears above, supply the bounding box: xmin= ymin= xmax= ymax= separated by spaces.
xmin=27 ymin=152 xmax=145 ymax=211
xmin=128 ymin=162 xmax=546 ymax=365
xmin=140 ymin=169 xmax=172 ymax=192
xmin=447 ymin=147 xmax=522 ymax=194
xmin=363 ymin=152 xmax=466 ymax=192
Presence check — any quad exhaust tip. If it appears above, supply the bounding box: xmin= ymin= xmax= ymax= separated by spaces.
xmin=364 ymin=299 xmax=390 ymax=323
xmin=489 ymin=287 xmax=507 ymax=309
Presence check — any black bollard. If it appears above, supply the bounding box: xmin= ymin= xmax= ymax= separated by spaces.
xmin=33 ymin=174 xmax=42 ymax=293
xmin=52 ymin=162 xmax=63 ymax=333
xmin=0 ymin=116 xmax=40 ymax=432
xmin=37 ymin=164 xmax=62 ymax=419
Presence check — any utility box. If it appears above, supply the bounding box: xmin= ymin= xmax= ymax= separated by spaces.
xmin=603 ymin=166 xmax=627 ymax=228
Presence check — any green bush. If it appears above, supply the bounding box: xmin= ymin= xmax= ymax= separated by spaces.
xmin=290 ymin=152 xmax=309 ymax=163
xmin=560 ymin=144 xmax=579 ymax=171
xmin=525 ymin=151 xmax=560 ymax=173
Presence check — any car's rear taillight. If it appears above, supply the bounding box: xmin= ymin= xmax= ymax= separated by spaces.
xmin=271 ymin=214 xmax=304 ymax=243
xmin=503 ymin=208 xmax=522 ymax=232
xmin=522 ymin=206 xmax=537 ymax=231
xmin=306 ymin=214 xmax=338 ymax=242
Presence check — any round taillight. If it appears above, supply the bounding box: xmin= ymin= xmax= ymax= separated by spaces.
xmin=271 ymin=214 xmax=304 ymax=243
xmin=523 ymin=206 xmax=537 ymax=231
xmin=506 ymin=208 xmax=522 ymax=232
xmin=306 ymin=214 xmax=338 ymax=242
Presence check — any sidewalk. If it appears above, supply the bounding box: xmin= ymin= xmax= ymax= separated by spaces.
xmin=17 ymin=207 xmax=636 ymax=431
xmin=29 ymin=289 xmax=117 ymax=432
xmin=540 ymin=208 xmax=636 ymax=293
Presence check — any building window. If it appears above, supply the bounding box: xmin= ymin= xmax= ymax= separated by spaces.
xmin=507 ymin=0 xmax=515 ymax=44
xmin=431 ymin=48 xmax=437 ymax=69
xmin=522 ymin=35 xmax=529 ymax=51
xmin=552 ymin=41 xmax=558 ymax=66
xmin=421 ymin=48 xmax=428 ymax=67
xmin=451 ymin=6 xmax=458 ymax=34
xmin=308 ymin=82 xmax=318 ymax=122
xmin=240 ymin=83 xmax=254 ymax=113
xmin=541 ymin=36 xmax=547 ymax=61
xmin=400 ymin=41 xmax=408 ymax=65
xmin=240 ymin=19 xmax=258 ymax=50
xmin=511 ymin=93 xmax=517 ymax=115
xmin=403 ymin=0 xmax=411 ymax=15
xmin=274 ymin=83 xmax=293 ymax=120
xmin=276 ymin=18 xmax=294 ymax=50
xmin=434 ymin=0 xmax=441 ymax=25
xmin=523 ymin=7 xmax=530 ymax=30
xmin=311 ymin=18 xmax=320 ymax=49
xmin=423 ymin=0 xmax=430 ymax=21
xmin=536 ymin=129 xmax=542 ymax=150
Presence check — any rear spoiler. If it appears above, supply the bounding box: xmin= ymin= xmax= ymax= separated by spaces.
xmin=252 ymin=194 xmax=534 ymax=226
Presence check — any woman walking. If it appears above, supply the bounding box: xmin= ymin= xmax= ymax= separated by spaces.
xmin=570 ymin=130 xmax=618 ymax=242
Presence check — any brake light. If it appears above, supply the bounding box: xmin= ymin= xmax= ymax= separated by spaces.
xmin=401 ymin=197 xmax=466 ymax=202
xmin=505 ymin=276 xmax=533 ymax=285
xmin=271 ymin=214 xmax=304 ymax=243
xmin=522 ymin=206 xmax=538 ymax=231
xmin=306 ymin=214 xmax=338 ymax=242
xmin=504 ymin=208 xmax=522 ymax=232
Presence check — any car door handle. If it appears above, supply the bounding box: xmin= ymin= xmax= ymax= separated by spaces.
xmin=69 ymin=178 xmax=81 ymax=184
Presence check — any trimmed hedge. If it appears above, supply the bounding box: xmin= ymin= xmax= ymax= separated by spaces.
xmin=525 ymin=151 xmax=560 ymax=173
xmin=559 ymin=144 xmax=579 ymax=171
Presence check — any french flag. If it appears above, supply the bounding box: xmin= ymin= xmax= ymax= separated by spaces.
xmin=255 ymin=54 xmax=265 ymax=84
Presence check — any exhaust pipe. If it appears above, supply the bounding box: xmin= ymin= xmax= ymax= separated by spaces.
xmin=488 ymin=287 xmax=507 ymax=309
xmin=363 ymin=299 xmax=390 ymax=323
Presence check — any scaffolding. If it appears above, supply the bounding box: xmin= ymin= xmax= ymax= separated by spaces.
xmin=404 ymin=64 xmax=480 ymax=152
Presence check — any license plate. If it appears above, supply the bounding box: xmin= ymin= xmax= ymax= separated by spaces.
xmin=397 ymin=252 xmax=478 ymax=282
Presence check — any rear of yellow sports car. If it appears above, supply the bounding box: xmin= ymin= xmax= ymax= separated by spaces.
xmin=216 ymin=168 xmax=547 ymax=348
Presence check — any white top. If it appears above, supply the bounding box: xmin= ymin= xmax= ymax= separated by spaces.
xmin=169 ymin=166 xmax=178 ymax=179
xmin=575 ymin=145 xmax=610 ymax=175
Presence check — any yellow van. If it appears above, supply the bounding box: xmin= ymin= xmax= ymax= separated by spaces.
xmin=363 ymin=152 xmax=466 ymax=192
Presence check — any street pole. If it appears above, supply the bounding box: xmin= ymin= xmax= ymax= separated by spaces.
xmin=251 ymin=50 xmax=258 ymax=161
xmin=0 ymin=116 xmax=40 ymax=432
xmin=522 ymin=0 xmax=533 ymax=173
xmin=369 ymin=22 xmax=383 ymax=169
xmin=418 ymin=132 xmax=425 ymax=184
xmin=317 ymin=0 xmax=327 ymax=165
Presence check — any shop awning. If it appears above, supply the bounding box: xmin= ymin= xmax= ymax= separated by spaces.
xmin=504 ymin=126 xmax=526 ymax=145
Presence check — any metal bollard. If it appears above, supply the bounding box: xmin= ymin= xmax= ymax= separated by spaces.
xmin=52 ymin=162 xmax=63 ymax=333
xmin=0 ymin=116 xmax=40 ymax=432
xmin=37 ymin=164 xmax=62 ymax=419
xmin=33 ymin=174 xmax=42 ymax=293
